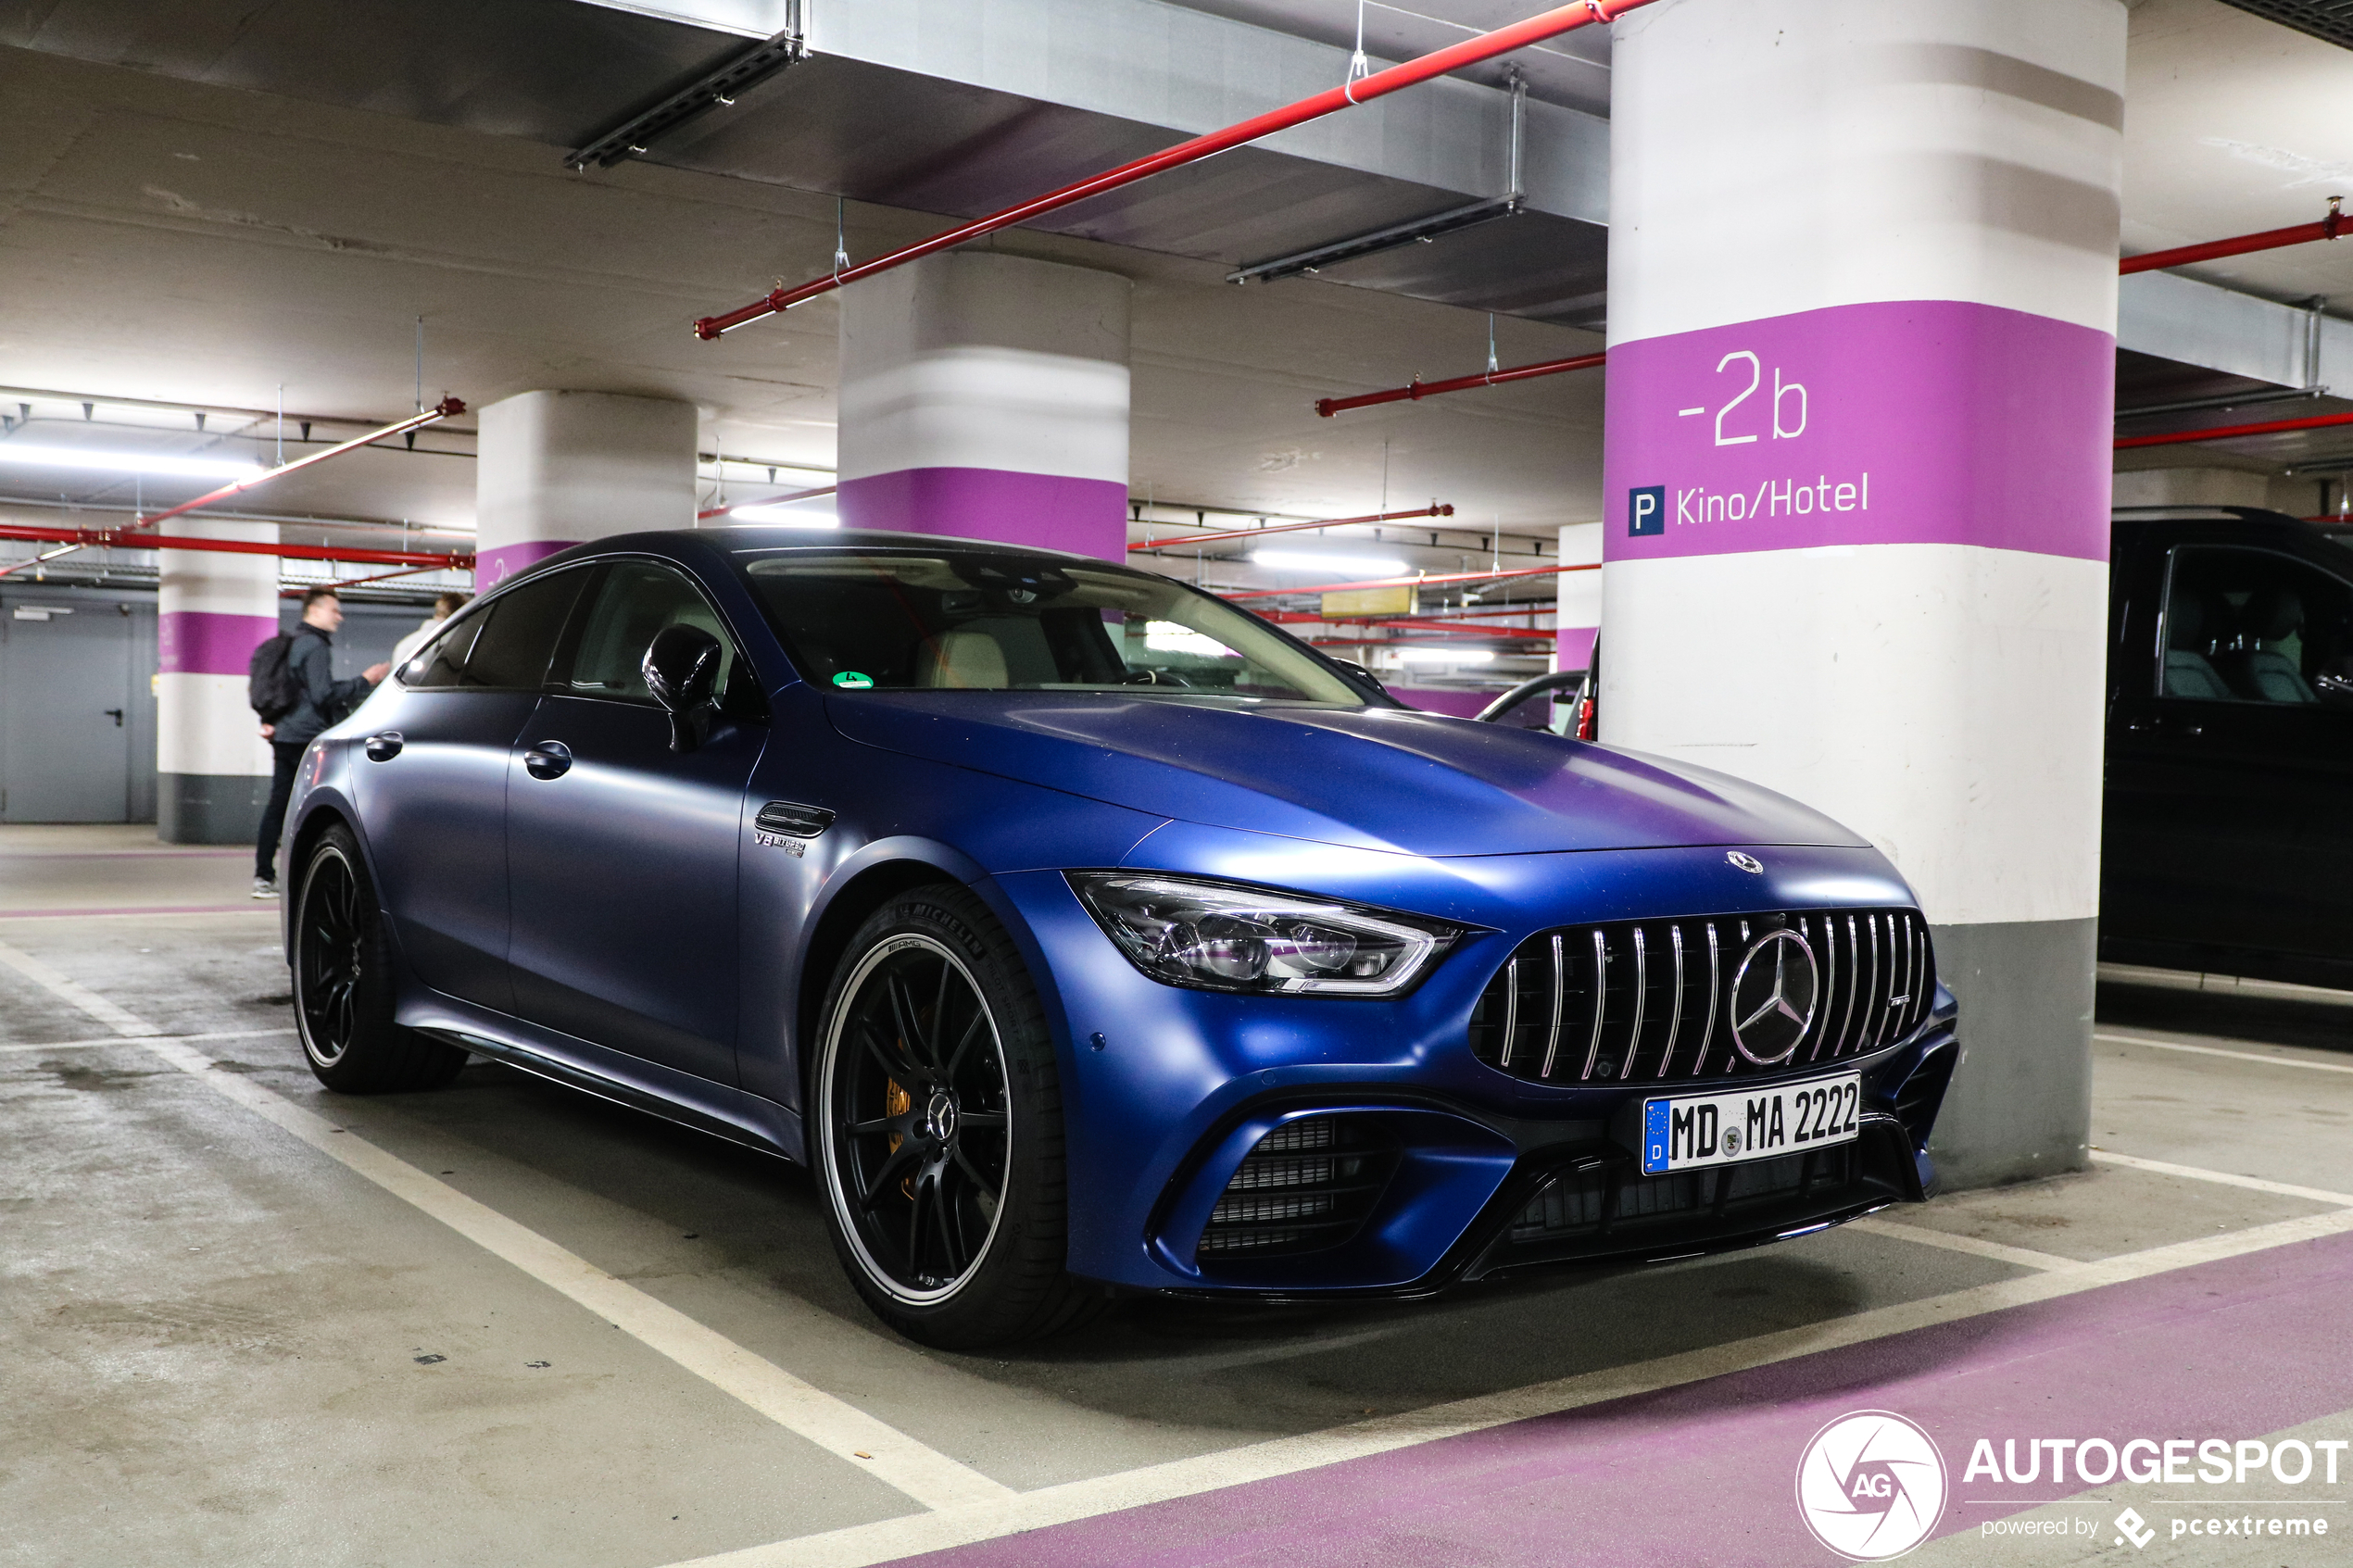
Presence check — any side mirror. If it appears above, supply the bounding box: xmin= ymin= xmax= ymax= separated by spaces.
xmin=643 ymin=623 xmax=724 ymax=753
xmin=1331 ymin=658 xmax=1387 ymax=695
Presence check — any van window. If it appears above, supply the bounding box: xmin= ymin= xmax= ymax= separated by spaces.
xmin=2160 ymin=547 xmax=2353 ymax=708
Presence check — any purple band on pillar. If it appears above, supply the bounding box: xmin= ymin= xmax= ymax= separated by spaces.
xmin=157 ymin=611 xmax=279 ymax=676
xmin=1604 ymin=300 xmax=2114 ymax=563
xmin=1390 ymin=687 xmax=1490 ymax=719
xmin=837 ymin=468 xmax=1128 ymax=560
xmin=1557 ymin=626 xmax=1598 ymax=671
xmin=476 ymin=541 xmax=573 ymax=587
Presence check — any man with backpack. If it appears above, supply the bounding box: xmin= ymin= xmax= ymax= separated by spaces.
xmin=250 ymin=586 xmax=390 ymax=898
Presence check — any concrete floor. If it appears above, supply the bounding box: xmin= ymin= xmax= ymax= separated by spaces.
xmin=4 ymin=825 xmax=2349 ymax=1566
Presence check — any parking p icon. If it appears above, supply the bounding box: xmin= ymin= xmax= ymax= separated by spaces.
xmin=1629 ymin=484 xmax=1665 ymax=536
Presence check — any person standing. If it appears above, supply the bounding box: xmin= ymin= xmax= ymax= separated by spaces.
xmin=254 ymin=587 xmax=389 ymax=898
xmin=390 ymin=590 xmax=470 ymax=671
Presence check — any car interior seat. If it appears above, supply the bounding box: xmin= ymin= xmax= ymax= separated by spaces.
xmin=918 ymin=629 xmax=1010 ymax=688
xmin=2160 ymin=589 xmax=2234 ymax=701
xmin=2219 ymin=586 xmax=2317 ymax=703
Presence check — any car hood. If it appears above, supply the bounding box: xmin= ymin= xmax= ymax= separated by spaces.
xmin=826 ymin=694 xmax=1867 ymax=858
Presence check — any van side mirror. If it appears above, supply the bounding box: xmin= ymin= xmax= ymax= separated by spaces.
xmin=643 ymin=624 xmax=724 ymax=752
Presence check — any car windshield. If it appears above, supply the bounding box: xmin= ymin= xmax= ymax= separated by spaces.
xmin=740 ymin=548 xmax=1370 ymax=704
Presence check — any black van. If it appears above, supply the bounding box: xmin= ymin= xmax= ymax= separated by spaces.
xmin=2104 ymin=506 xmax=2353 ymax=990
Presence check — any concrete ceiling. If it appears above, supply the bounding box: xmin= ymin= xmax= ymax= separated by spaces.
xmin=3 ymin=0 xmax=2353 ymax=572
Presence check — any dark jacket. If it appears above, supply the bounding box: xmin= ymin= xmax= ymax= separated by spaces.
xmin=273 ymin=626 xmax=372 ymax=747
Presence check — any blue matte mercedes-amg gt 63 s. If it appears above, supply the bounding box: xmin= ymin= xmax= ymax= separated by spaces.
xmin=281 ymin=526 xmax=1957 ymax=1347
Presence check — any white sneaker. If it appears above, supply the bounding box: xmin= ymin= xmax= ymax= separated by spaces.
xmin=252 ymin=878 xmax=280 ymax=899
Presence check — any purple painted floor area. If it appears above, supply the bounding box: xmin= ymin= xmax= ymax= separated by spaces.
xmin=889 ymin=1232 xmax=2353 ymax=1568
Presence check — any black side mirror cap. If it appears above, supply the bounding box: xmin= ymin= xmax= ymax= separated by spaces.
xmin=643 ymin=623 xmax=724 ymax=752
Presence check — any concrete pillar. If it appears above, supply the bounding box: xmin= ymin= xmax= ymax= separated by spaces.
xmin=1600 ymin=0 xmax=2124 ymax=1187
xmin=837 ymin=252 xmax=1130 ymax=559
xmin=475 ymin=391 xmax=699 ymax=586
xmin=1555 ymin=521 xmax=1601 ymax=672
xmin=156 ymin=519 xmax=278 ymax=844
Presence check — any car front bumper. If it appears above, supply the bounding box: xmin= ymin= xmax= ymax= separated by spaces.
xmin=987 ymin=834 xmax=1957 ymax=1298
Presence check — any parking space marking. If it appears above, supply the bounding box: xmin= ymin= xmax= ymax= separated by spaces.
xmin=0 ymin=936 xmax=1011 ymax=1514
xmin=2090 ymin=1148 xmax=2353 ymax=1207
xmin=0 ymin=1027 xmax=295 ymax=1054
xmin=667 ymin=1207 xmax=2353 ymax=1568
xmin=1843 ymin=1215 xmax=2073 ymax=1271
xmin=2096 ymin=1030 xmax=2353 ymax=1075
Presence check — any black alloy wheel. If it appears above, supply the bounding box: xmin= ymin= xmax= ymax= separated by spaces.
xmin=293 ymin=825 xmax=466 ymax=1094
xmin=813 ymin=885 xmax=1099 ymax=1347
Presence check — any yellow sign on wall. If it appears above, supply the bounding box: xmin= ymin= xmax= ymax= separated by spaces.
xmin=1321 ymin=584 xmax=1416 ymax=617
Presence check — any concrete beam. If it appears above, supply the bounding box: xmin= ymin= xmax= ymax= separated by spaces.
xmin=2119 ymin=269 xmax=2353 ymax=390
xmin=575 ymin=0 xmax=1610 ymax=226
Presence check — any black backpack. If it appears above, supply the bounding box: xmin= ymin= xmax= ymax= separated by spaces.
xmin=248 ymin=633 xmax=304 ymax=721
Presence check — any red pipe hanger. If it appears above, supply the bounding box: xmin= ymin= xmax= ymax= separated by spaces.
xmin=691 ymin=1 xmax=1655 ymax=341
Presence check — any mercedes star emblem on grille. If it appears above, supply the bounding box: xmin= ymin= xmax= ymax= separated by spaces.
xmin=1727 ymin=851 xmax=1764 ymax=873
xmin=1728 ymin=928 xmax=1819 ymax=1064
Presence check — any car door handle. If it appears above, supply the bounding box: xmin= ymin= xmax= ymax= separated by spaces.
xmin=522 ymin=740 xmax=573 ymax=780
xmin=364 ymin=731 xmax=404 ymax=761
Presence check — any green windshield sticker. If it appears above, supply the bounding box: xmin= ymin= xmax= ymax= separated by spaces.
xmin=832 ymin=671 xmax=875 ymax=689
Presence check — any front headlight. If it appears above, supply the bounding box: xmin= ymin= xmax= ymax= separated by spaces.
xmin=1066 ymin=872 xmax=1461 ymax=997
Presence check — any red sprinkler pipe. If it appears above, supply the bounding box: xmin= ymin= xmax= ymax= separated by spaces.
xmin=2114 ymin=408 xmax=2353 ymax=451
xmin=125 ymin=397 xmax=467 ymax=533
xmin=1130 ymin=504 xmax=1453 ymax=551
xmin=1316 ymin=352 xmax=1605 ymax=417
xmin=692 ymin=0 xmax=1655 ymax=340
xmin=2120 ymin=196 xmax=2343 ymax=275
xmin=0 ymin=522 xmax=472 ymax=571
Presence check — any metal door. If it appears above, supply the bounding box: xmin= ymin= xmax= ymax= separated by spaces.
xmin=0 ymin=601 xmax=135 ymax=822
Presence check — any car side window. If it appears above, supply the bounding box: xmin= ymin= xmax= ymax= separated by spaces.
xmin=564 ymin=560 xmax=745 ymax=706
xmin=2160 ymin=546 xmax=2353 ymax=709
xmin=398 ymin=601 xmax=491 ymax=688
xmin=399 ymin=569 xmax=587 ymax=690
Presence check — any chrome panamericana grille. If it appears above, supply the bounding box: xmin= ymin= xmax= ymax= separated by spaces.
xmin=1467 ymin=909 xmax=1934 ymax=1086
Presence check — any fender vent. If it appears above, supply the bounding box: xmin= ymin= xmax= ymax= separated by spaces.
xmin=1195 ymin=1114 xmax=1398 ymax=1261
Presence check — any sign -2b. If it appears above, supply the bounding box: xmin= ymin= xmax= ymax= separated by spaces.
xmin=1689 ymin=350 xmax=1807 ymax=445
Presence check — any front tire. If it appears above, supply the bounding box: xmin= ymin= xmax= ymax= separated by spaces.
xmin=293 ymin=824 xmax=465 ymax=1094
xmin=812 ymin=884 xmax=1097 ymax=1348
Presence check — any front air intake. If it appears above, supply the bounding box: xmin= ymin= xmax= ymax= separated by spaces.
xmin=1467 ymin=908 xmax=1935 ymax=1086
xmin=1194 ymin=1114 xmax=1398 ymax=1261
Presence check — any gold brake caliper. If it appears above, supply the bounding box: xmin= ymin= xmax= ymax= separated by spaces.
xmin=886 ymin=1077 xmax=915 ymax=1198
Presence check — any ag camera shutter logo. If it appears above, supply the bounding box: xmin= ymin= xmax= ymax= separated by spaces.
xmin=1795 ymin=1411 xmax=1948 ymax=1561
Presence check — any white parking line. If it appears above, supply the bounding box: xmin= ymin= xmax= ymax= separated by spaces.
xmin=1843 ymin=1216 xmax=2074 ymax=1271
xmin=2095 ymin=1030 xmax=2353 ymax=1075
xmin=0 ymin=936 xmax=1010 ymax=1514
xmin=0 ymin=1028 xmax=295 ymax=1054
xmin=2089 ymin=1148 xmax=2353 ymax=1208
xmin=665 ymin=1202 xmax=2353 ymax=1568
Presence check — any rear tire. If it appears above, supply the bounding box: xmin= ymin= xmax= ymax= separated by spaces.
xmin=293 ymin=824 xmax=465 ymax=1094
xmin=811 ymin=884 xmax=1101 ymax=1348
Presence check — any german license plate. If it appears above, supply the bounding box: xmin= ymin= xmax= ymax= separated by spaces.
xmin=1640 ymin=1073 xmax=1861 ymax=1175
